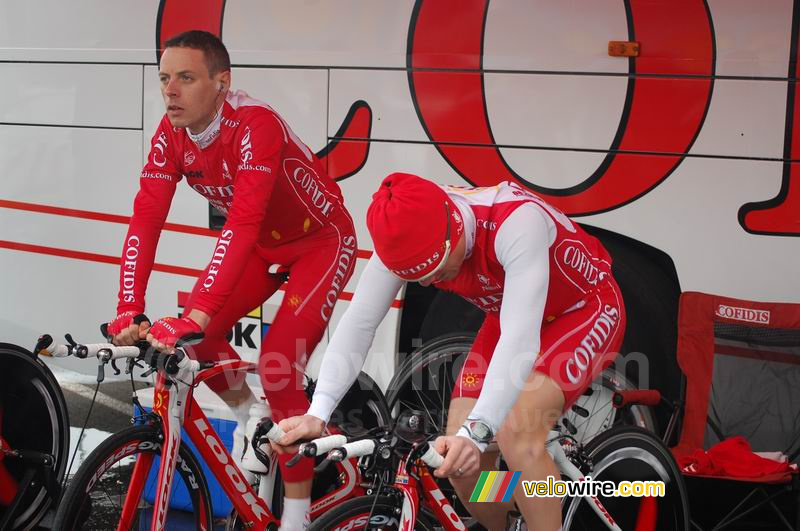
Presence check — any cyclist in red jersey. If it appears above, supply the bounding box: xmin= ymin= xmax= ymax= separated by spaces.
xmin=275 ymin=173 xmax=626 ymax=530
xmin=106 ymin=31 xmax=356 ymax=530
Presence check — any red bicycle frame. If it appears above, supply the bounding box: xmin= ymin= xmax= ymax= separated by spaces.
xmin=118 ymin=359 xmax=364 ymax=530
xmin=392 ymin=452 xmax=467 ymax=531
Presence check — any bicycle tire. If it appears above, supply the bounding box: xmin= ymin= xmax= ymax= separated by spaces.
xmin=53 ymin=423 xmax=214 ymax=530
xmin=309 ymin=495 xmax=439 ymax=530
xmin=561 ymin=426 xmax=689 ymax=530
xmin=0 ymin=343 xmax=70 ymax=531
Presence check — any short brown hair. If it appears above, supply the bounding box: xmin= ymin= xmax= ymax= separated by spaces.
xmin=164 ymin=30 xmax=231 ymax=76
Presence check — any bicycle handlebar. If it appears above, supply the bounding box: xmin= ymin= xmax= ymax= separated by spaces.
xmin=295 ymin=431 xmax=445 ymax=470
xmin=298 ymin=434 xmax=348 ymax=458
xmin=36 ymin=333 xmax=215 ymax=377
xmin=419 ymin=443 xmax=445 ymax=469
xmin=259 ymin=418 xmax=286 ymax=443
xmin=329 ymin=439 xmax=376 ymax=462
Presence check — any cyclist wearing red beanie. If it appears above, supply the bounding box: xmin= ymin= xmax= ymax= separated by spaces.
xmin=276 ymin=172 xmax=626 ymax=530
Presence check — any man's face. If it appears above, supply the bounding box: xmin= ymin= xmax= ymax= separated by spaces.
xmin=158 ymin=47 xmax=224 ymax=133
xmin=418 ymin=236 xmax=467 ymax=287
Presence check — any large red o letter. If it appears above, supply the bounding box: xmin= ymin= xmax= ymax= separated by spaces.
xmin=408 ymin=0 xmax=714 ymax=215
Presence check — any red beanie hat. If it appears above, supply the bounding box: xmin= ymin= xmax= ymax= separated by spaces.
xmin=367 ymin=173 xmax=463 ymax=281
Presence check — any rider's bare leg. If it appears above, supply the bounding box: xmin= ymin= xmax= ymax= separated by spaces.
xmin=497 ymin=371 xmax=565 ymax=531
xmin=283 ymin=479 xmax=312 ymax=498
xmin=218 ymin=386 xmax=258 ymax=424
xmin=446 ymin=397 xmax=513 ymax=531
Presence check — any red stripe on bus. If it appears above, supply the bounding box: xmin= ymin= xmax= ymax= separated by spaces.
xmin=0 ymin=239 xmax=202 ymax=277
xmin=0 ymin=199 xmax=376 ymax=257
xmin=0 ymin=199 xmax=216 ymax=236
xmin=0 ymin=239 xmax=400 ymax=308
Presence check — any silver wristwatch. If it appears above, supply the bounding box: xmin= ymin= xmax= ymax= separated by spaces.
xmin=463 ymin=419 xmax=493 ymax=445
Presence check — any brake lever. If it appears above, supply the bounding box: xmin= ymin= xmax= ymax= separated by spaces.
xmin=64 ymin=334 xmax=84 ymax=358
xmin=286 ymin=453 xmax=304 ymax=468
xmin=125 ymin=358 xmax=144 ymax=375
xmin=313 ymin=457 xmax=332 ymax=474
xmin=111 ymin=359 xmax=121 ymax=376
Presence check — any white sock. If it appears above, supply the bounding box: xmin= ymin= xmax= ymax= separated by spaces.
xmin=279 ymin=497 xmax=310 ymax=531
xmin=231 ymin=395 xmax=259 ymax=427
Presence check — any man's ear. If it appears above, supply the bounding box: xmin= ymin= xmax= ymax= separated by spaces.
xmin=216 ymin=71 xmax=231 ymax=93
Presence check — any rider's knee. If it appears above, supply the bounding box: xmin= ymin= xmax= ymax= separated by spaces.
xmin=499 ymin=436 xmax=549 ymax=465
xmin=496 ymin=424 xmax=550 ymax=464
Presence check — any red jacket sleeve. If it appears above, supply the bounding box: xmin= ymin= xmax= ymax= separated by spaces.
xmin=117 ymin=117 xmax=181 ymax=314
xmin=187 ymin=111 xmax=284 ymax=316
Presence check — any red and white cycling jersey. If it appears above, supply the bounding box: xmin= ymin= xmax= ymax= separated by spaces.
xmin=436 ymin=182 xmax=613 ymax=318
xmin=308 ymin=181 xmax=624 ymax=441
xmin=118 ymin=90 xmax=350 ymax=316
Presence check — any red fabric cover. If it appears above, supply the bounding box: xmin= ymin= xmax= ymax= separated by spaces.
xmin=673 ymin=291 xmax=800 ymax=484
xmin=678 ymin=436 xmax=798 ymax=482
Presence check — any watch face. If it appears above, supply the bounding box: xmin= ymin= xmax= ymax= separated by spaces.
xmin=469 ymin=421 xmax=492 ymax=442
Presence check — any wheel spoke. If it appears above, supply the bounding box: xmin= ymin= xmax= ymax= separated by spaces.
xmin=53 ymin=426 xmax=212 ymax=530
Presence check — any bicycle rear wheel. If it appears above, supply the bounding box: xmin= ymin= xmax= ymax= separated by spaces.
xmin=53 ymin=423 xmax=213 ymax=530
xmin=309 ymin=495 xmax=439 ymax=530
xmin=561 ymin=426 xmax=689 ymax=530
xmin=0 ymin=343 xmax=69 ymax=530
xmin=386 ymin=334 xmax=656 ymax=442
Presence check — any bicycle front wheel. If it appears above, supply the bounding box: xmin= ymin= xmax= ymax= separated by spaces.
xmin=309 ymin=495 xmax=439 ymax=530
xmin=53 ymin=424 xmax=213 ymax=530
xmin=562 ymin=426 xmax=689 ymax=530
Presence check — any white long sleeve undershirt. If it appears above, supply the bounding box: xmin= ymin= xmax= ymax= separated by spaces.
xmin=307 ymin=204 xmax=555 ymax=451
xmin=306 ymin=255 xmax=403 ymax=421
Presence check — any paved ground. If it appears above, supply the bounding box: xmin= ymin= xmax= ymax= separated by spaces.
xmin=53 ymin=364 xmax=153 ymax=435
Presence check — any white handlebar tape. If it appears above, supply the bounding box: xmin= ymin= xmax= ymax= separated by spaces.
xmin=265 ymin=422 xmax=286 ymax=443
xmin=335 ymin=439 xmax=376 ymax=459
xmin=82 ymin=343 xmax=141 ymax=358
xmin=309 ymin=434 xmax=348 ymax=455
xmin=176 ymin=357 xmax=201 ymax=373
xmin=420 ymin=446 xmax=445 ymax=469
xmin=42 ymin=344 xmax=70 ymax=357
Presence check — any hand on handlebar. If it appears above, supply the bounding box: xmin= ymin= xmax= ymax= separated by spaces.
xmin=432 ymin=435 xmax=481 ymax=479
xmin=108 ymin=311 xmax=150 ymax=346
xmin=147 ymin=316 xmax=204 ymax=353
xmin=270 ymin=415 xmax=326 ymax=454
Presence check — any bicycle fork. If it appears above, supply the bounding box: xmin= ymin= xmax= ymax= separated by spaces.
xmin=548 ymin=432 xmax=621 ymax=531
xmin=119 ymin=376 xmax=186 ymax=531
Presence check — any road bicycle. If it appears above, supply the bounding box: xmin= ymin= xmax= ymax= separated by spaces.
xmin=43 ymin=329 xmax=389 ymax=530
xmin=385 ymin=332 xmax=661 ymax=529
xmin=305 ymin=403 xmax=689 ymax=530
